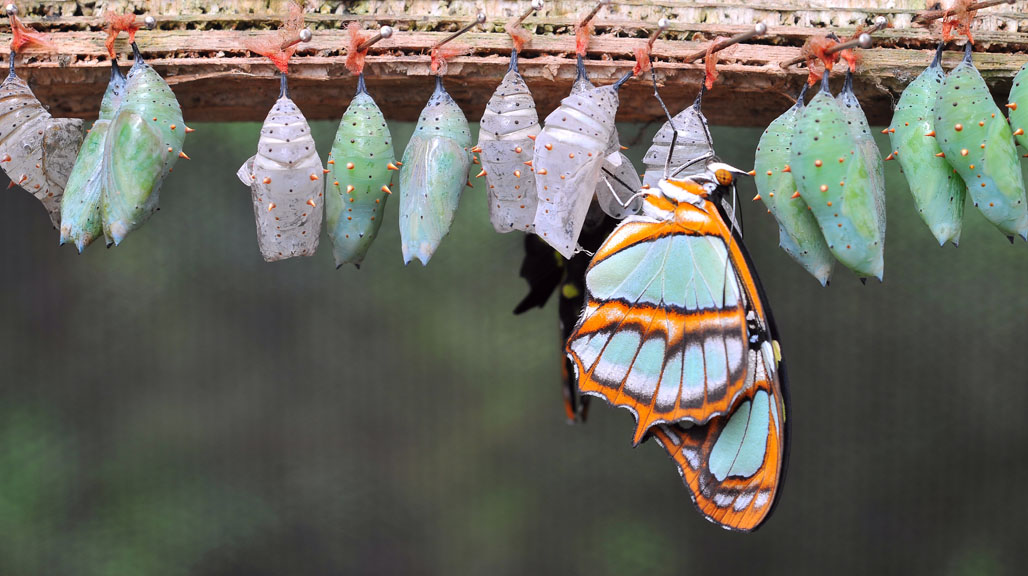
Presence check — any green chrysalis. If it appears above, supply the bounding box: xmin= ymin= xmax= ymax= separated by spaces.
xmin=1009 ymin=62 xmax=1027 ymax=152
xmin=888 ymin=45 xmax=966 ymax=246
xmin=60 ymin=61 xmax=127 ymax=251
xmin=754 ymin=83 xmax=834 ymax=286
xmin=0 ymin=57 xmax=84 ymax=229
xmin=791 ymin=73 xmax=885 ymax=280
xmin=101 ymin=43 xmax=186 ymax=246
xmin=398 ymin=77 xmax=473 ymax=265
xmin=325 ymin=74 xmax=395 ymax=268
xmin=836 ymin=70 xmax=886 ymax=252
xmin=936 ymin=43 xmax=1027 ymax=241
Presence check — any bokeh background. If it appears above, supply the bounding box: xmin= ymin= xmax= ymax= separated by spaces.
xmin=1 ymin=89 xmax=1026 ymax=575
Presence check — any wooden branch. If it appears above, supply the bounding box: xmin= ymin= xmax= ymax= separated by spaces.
xmin=5 ymin=1 xmax=1028 ymax=126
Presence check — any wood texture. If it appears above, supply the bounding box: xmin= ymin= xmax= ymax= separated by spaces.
xmin=5 ymin=1 xmax=1028 ymax=126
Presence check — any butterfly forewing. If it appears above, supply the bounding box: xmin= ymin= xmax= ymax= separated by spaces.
xmin=567 ymin=196 xmax=769 ymax=445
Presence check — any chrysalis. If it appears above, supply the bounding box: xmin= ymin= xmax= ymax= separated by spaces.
xmin=398 ymin=76 xmax=473 ymax=265
xmin=325 ymin=75 xmax=395 ymax=268
xmin=532 ymin=69 xmax=632 ymax=259
xmin=1011 ymin=63 xmax=1028 ymax=151
xmin=791 ymin=73 xmax=884 ymax=280
xmin=568 ymin=58 xmax=643 ymax=219
xmin=936 ymin=43 xmax=1027 ymax=240
xmin=641 ymin=91 xmax=714 ymax=188
xmin=237 ymin=75 xmax=323 ymax=261
xmin=478 ymin=50 xmax=541 ymax=233
xmin=0 ymin=57 xmax=84 ymax=228
xmin=60 ymin=61 xmax=127 ymax=251
xmin=754 ymin=83 xmax=834 ymax=285
xmin=888 ymin=45 xmax=966 ymax=246
xmin=100 ymin=43 xmax=186 ymax=245
xmin=836 ymin=69 xmax=887 ymax=254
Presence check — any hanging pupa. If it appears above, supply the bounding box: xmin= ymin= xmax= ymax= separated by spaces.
xmin=935 ymin=42 xmax=1027 ymax=240
xmin=836 ymin=67 xmax=887 ymax=255
xmin=237 ymin=8 xmax=323 ymax=261
xmin=398 ymin=40 xmax=474 ymax=265
xmin=887 ymin=44 xmax=966 ymax=246
xmin=791 ymin=72 xmax=885 ymax=280
xmin=0 ymin=9 xmax=84 ymax=229
xmin=572 ymin=58 xmax=643 ymax=219
xmin=325 ymin=24 xmax=396 ymax=268
xmin=1011 ymin=63 xmax=1028 ymax=151
xmin=99 ymin=16 xmax=187 ymax=246
xmin=754 ymin=83 xmax=835 ymax=285
xmin=60 ymin=60 xmax=127 ymax=251
xmin=479 ymin=52 xmax=540 ymax=233
xmin=477 ymin=2 xmax=543 ymax=233
xmin=641 ymin=90 xmax=713 ymax=187
xmin=532 ymin=69 xmax=632 ymax=259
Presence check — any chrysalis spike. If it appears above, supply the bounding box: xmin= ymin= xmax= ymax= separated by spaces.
xmin=575 ymin=54 xmax=588 ymax=82
xmin=279 ymin=72 xmax=288 ymax=99
xmin=7 ymin=52 xmax=13 ymax=77
xmin=356 ymin=72 xmax=367 ymax=95
xmin=509 ymin=48 xmax=519 ymax=73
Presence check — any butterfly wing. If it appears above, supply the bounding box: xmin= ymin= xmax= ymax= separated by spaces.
xmin=651 ymin=347 xmax=787 ymax=532
xmin=567 ymin=198 xmax=767 ymax=445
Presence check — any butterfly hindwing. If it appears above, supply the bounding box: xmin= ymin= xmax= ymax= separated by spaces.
xmin=651 ymin=338 xmax=787 ymax=533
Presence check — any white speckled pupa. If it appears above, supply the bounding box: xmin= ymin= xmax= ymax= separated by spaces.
xmin=0 ymin=56 xmax=84 ymax=228
xmin=237 ymin=75 xmax=324 ymax=262
xmin=532 ymin=65 xmax=634 ymax=259
xmin=478 ymin=50 xmax=541 ymax=234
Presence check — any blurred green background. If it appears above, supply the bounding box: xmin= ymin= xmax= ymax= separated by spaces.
xmin=0 ymin=93 xmax=1026 ymax=575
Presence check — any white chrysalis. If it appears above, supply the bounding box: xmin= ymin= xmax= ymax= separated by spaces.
xmin=237 ymin=78 xmax=324 ymax=262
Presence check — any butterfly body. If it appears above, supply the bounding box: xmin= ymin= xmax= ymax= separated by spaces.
xmin=566 ymin=174 xmax=788 ymax=531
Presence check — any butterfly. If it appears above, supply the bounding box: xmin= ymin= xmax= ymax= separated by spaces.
xmin=564 ymin=159 xmax=790 ymax=531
